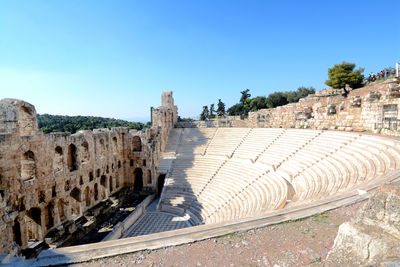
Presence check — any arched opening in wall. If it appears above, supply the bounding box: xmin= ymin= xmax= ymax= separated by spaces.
xmin=67 ymin=144 xmax=78 ymax=171
xmin=25 ymin=207 xmax=42 ymax=240
xmin=133 ymin=168 xmax=143 ymax=191
xmin=112 ymin=137 xmax=118 ymax=154
xmin=157 ymin=174 xmax=166 ymax=196
xmin=19 ymin=105 xmax=36 ymax=136
xmin=146 ymin=169 xmax=152 ymax=185
xmin=81 ymin=141 xmax=89 ymax=162
xmin=99 ymin=139 xmax=106 ymax=158
xmin=13 ymin=218 xmax=22 ymax=246
xmin=115 ymin=174 xmax=120 ymax=189
xmin=21 ymin=150 xmax=36 ymax=181
xmin=132 ymin=136 xmax=142 ymax=152
xmin=94 ymin=184 xmax=99 ymax=201
xmin=53 ymin=146 xmax=63 ymax=172
xmin=100 ymin=175 xmax=107 ymax=199
xmin=70 ymin=187 xmax=81 ymax=216
xmin=109 ymin=176 xmax=113 ymax=192
xmin=45 ymin=202 xmax=54 ymax=230
xmin=58 ymin=199 xmax=66 ymax=222
xmin=84 ymin=186 xmax=90 ymax=207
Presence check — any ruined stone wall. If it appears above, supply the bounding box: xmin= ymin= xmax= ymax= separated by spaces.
xmin=0 ymin=92 xmax=176 ymax=254
xmin=248 ymin=79 xmax=400 ymax=135
xmin=182 ymin=79 xmax=400 ymax=135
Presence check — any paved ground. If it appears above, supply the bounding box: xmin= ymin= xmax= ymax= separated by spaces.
xmin=123 ymin=211 xmax=190 ymax=238
xmin=72 ymin=200 xmax=363 ymax=267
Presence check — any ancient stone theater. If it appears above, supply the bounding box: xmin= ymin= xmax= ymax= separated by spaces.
xmin=1 ymin=79 xmax=400 ymax=265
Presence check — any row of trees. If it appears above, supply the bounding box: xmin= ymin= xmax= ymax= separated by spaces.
xmin=37 ymin=114 xmax=149 ymax=134
xmin=227 ymin=87 xmax=315 ymax=116
xmin=199 ymin=61 xmax=365 ymax=119
xmin=200 ymin=99 xmax=226 ymax=120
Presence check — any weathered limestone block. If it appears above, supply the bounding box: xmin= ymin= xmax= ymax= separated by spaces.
xmin=327 ymin=183 xmax=400 ymax=266
xmin=386 ymin=83 xmax=400 ymax=98
xmin=365 ymin=91 xmax=381 ymax=102
xmin=350 ymin=96 xmax=362 ymax=107
xmin=357 ymin=185 xmax=400 ymax=239
xmin=327 ymin=104 xmax=336 ymax=115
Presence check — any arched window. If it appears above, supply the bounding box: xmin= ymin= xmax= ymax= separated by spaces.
xmin=21 ymin=151 xmax=36 ymax=181
xmin=146 ymin=169 xmax=152 ymax=184
xmin=133 ymin=168 xmax=143 ymax=191
xmin=58 ymin=199 xmax=66 ymax=222
xmin=94 ymin=183 xmax=99 ymax=201
xmin=81 ymin=141 xmax=89 ymax=162
xmin=67 ymin=144 xmax=78 ymax=171
xmin=70 ymin=187 xmax=81 ymax=216
xmin=53 ymin=146 xmax=63 ymax=172
xmin=84 ymin=186 xmax=90 ymax=207
xmin=109 ymin=176 xmax=113 ymax=192
xmin=99 ymin=139 xmax=105 ymax=157
xmin=45 ymin=202 xmax=54 ymax=230
xmin=132 ymin=136 xmax=142 ymax=152
xmin=25 ymin=207 xmax=42 ymax=240
xmin=112 ymin=137 xmax=118 ymax=154
xmin=100 ymin=175 xmax=107 ymax=199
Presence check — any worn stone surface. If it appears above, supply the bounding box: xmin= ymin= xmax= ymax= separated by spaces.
xmin=0 ymin=92 xmax=177 ymax=254
xmin=326 ymin=183 xmax=400 ymax=266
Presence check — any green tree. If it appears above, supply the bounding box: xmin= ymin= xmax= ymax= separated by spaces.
xmin=200 ymin=105 xmax=209 ymax=121
xmin=325 ymin=62 xmax=364 ymax=90
xmin=227 ymin=103 xmax=244 ymax=116
xmin=249 ymin=96 xmax=268 ymax=111
xmin=216 ymin=99 xmax=225 ymax=116
xmin=240 ymin=89 xmax=251 ymax=105
xmin=284 ymin=86 xmax=315 ymax=103
xmin=209 ymin=104 xmax=215 ymax=118
xmin=266 ymin=92 xmax=288 ymax=108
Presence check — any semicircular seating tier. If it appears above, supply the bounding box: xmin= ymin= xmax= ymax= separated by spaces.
xmin=157 ymin=128 xmax=400 ymax=225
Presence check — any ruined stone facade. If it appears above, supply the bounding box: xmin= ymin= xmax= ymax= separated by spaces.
xmin=0 ymin=92 xmax=177 ymax=254
xmin=181 ymin=79 xmax=400 ymax=136
xmin=248 ymin=79 xmax=400 ymax=135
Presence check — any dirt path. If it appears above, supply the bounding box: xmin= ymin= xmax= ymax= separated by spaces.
xmin=71 ymin=201 xmax=363 ymax=267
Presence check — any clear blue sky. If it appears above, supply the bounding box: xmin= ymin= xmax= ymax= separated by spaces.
xmin=0 ymin=0 xmax=399 ymax=122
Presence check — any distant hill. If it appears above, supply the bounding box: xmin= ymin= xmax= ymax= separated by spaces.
xmin=37 ymin=114 xmax=150 ymax=134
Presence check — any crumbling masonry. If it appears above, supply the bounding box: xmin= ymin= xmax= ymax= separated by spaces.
xmin=0 ymin=91 xmax=177 ymax=254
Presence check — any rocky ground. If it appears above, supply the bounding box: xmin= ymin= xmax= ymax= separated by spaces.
xmin=70 ymin=201 xmax=363 ymax=267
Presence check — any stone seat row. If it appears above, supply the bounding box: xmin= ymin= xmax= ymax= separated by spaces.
xmin=158 ymin=128 xmax=400 ymax=225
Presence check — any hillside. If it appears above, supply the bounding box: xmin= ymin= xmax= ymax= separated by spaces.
xmin=37 ymin=113 xmax=149 ymax=134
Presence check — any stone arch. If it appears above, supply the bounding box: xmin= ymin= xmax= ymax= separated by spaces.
xmin=94 ymin=183 xmax=99 ymax=201
xmin=112 ymin=136 xmax=118 ymax=154
xmin=25 ymin=207 xmax=42 ymax=240
xmin=133 ymin=168 xmax=143 ymax=191
xmin=13 ymin=218 xmax=22 ymax=246
xmin=67 ymin=144 xmax=78 ymax=171
xmin=70 ymin=187 xmax=81 ymax=216
xmin=109 ymin=176 xmax=113 ymax=193
xmin=81 ymin=141 xmax=89 ymax=162
xmin=100 ymin=175 xmax=107 ymax=199
xmin=146 ymin=169 xmax=152 ymax=185
xmin=99 ymin=139 xmax=106 ymax=157
xmin=44 ymin=202 xmax=54 ymax=230
xmin=115 ymin=173 xmax=120 ymax=189
xmin=84 ymin=186 xmax=90 ymax=207
xmin=53 ymin=146 xmax=63 ymax=172
xmin=21 ymin=150 xmax=36 ymax=181
xmin=58 ymin=199 xmax=66 ymax=222
xmin=132 ymin=136 xmax=142 ymax=152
